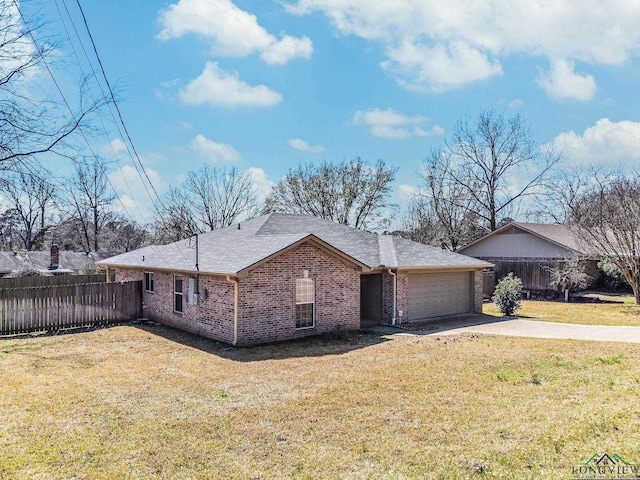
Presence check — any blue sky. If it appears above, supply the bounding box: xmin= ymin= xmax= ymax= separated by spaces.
xmin=18 ymin=0 xmax=640 ymax=225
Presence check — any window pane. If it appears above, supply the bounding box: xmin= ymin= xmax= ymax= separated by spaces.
xmin=296 ymin=278 xmax=314 ymax=303
xmin=175 ymin=293 xmax=183 ymax=313
xmin=145 ymin=272 xmax=154 ymax=292
xmin=188 ymin=277 xmax=197 ymax=305
xmin=175 ymin=276 xmax=183 ymax=293
xmin=296 ymin=303 xmax=314 ymax=328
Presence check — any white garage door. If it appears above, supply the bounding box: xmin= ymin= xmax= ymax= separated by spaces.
xmin=407 ymin=272 xmax=472 ymax=320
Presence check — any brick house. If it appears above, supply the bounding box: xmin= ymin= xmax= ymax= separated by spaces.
xmin=97 ymin=213 xmax=491 ymax=346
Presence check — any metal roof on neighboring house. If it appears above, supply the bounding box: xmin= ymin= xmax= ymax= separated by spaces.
xmin=98 ymin=213 xmax=491 ymax=276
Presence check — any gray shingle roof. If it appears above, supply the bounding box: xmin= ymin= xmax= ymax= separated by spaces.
xmin=98 ymin=213 xmax=491 ymax=274
xmin=459 ymin=222 xmax=595 ymax=255
xmin=511 ymin=222 xmax=584 ymax=252
xmin=0 ymin=251 xmax=105 ymax=273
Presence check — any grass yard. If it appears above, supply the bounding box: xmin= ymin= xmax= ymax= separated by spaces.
xmin=1 ymin=324 xmax=640 ymax=479
xmin=483 ymin=292 xmax=640 ymax=326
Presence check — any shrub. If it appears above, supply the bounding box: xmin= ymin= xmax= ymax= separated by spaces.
xmin=549 ymin=258 xmax=591 ymax=292
xmin=492 ymin=273 xmax=522 ymax=316
xmin=597 ymin=257 xmax=629 ymax=291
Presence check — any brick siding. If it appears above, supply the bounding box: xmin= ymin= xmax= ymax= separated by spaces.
xmin=395 ymin=272 xmax=409 ymax=324
xmin=473 ymin=270 xmax=484 ymax=313
xmin=115 ymin=268 xmax=235 ymax=343
xmin=236 ymin=242 xmax=360 ymax=346
xmin=114 ymin=240 xmax=360 ymax=346
xmin=113 ymin=248 xmax=484 ymax=344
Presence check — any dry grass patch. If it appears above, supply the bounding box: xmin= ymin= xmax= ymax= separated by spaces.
xmin=1 ymin=325 xmax=640 ymax=479
xmin=484 ymin=293 xmax=640 ymax=326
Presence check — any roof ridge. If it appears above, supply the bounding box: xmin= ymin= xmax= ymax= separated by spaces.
xmin=378 ymin=235 xmax=398 ymax=268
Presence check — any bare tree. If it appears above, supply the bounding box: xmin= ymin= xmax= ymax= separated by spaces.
xmin=154 ymin=165 xmax=259 ymax=242
xmin=0 ymin=166 xmax=56 ymax=250
xmin=568 ymin=175 xmax=640 ymax=304
xmin=153 ymin=187 xmax=200 ymax=243
xmin=548 ymin=258 xmax=592 ymax=301
xmin=184 ymin=165 xmax=259 ymax=231
xmin=401 ymin=196 xmax=440 ymax=246
xmin=0 ymin=208 xmax=20 ymax=249
xmin=534 ymin=166 xmax=613 ymax=223
xmin=264 ymin=158 xmax=397 ymax=230
xmin=62 ymin=157 xmax=115 ymax=252
xmin=100 ymin=215 xmax=150 ymax=253
xmin=429 ymin=110 xmax=560 ymax=232
xmin=405 ymin=150 xmax=485 ymax=250
xmin=0 ymin=1 xmax=104 ymax=168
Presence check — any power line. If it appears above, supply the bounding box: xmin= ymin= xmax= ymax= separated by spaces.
xmin=73 ymin=0 xmax=162 ymax=206
xmin=61 ymin=0 xmax=196 ymax=268
xmin=54 ymin=0 xmax=146 ymax=222
xmin=9 ymin=0 xmax=189 ymax=268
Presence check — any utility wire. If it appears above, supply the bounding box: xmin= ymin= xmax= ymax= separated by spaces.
xmin=54 ymin=0 xmax=143 ymax=221
xmin=61 ymin=0 xmax=195 ymax=268
xmin=73 ymin=0 xmax=162 ymax=205
xmin=12 ymin=0 xmax=191 ymax=269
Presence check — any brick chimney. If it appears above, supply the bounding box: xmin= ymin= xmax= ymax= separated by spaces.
xmin=49 ymin=244 xmax=59 ymax=270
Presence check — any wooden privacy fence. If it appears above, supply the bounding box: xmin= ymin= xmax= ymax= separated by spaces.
xmin=0 ymin=281 xmax=142 ymax=335
xmin=482 ymin=270 xmax=496 ymax=298
xmin=0 ymin=274 xmax=106 ymax=289
xmin=480 ymin=259 xmax=559 ymax=291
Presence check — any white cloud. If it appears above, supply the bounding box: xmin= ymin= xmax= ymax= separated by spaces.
xmin=105 ymin=138 xmax=128 ymax=157
xmin=246 ymin=167 xmax=274 ymax=203
xmin=1 ymin=3 xmax=42 ymax=82
xmin=287 ymin=138 xmax=325 ymax=152
xmin=108 ymin=165 xmax=167 ymax=222
xmin=383 ymin=41 xmax=503 ymax=92
xmin=537 ymin=60 xmax=597 ymax=101
xmin=111 ymin=138 xmax=128 ymax=154
xmin=414 ymin=125 xmax=445 ymax=137
xmin=158 ymin=0 xmax=312 ymax=65
xmin=497 ymin=98 xmax=525 ymax=108
xmin=100 ymin=138 xmax=128 ymax=159
xmin=352 ymin=107 xmax=443 ymax=139
xmin=179 ymin=62 xmax=282 ymax=108
xmin=261 ymin=35 xmax=313 ymax=65
xmin=287 ymin=0 xmax=640 ymax=94
xmin=398 ymin=184 xmax=419 ymax=200
xmin=190 ymin=134 xmax=240 ymax=162
xmin=549 ymin=118 xmax=640 ymax=167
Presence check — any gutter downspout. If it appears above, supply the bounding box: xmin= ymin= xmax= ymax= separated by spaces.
xmin=387 ymin=269 xmax=397 ymax=326
xmin=226 ymin=275 xmax=239 ymax=345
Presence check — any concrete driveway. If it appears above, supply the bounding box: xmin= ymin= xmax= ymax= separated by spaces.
xmin=367 ymin=315 xmax=640 ymax=344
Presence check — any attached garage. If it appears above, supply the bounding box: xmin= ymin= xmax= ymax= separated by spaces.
xmin=407 ymin=271 xmax=473 ymax=321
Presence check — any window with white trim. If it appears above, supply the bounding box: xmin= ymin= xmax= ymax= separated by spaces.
xmin=174 ymin=275 xmax=183 ymax=313
xmin=144 ymin=272 xmax=154 ymax=292
xmin=295 ymin=278 xmax=315 ymax=329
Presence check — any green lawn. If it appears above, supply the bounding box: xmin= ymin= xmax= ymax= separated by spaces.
xmin=484 ymin=292 xmax=640 ymax=326
xmin=1 ymin=324 xmax=639 ymax=479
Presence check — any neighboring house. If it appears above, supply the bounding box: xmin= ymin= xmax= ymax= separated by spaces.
xmin=458 ymin=222 xmax=600 ymax=292
xmin=0 ymin=245 xmax=107 ymax=277
xmin=97 ymin=213 xmax=491 ymax=346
